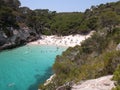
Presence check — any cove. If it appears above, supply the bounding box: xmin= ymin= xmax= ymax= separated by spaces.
xmin=0 ymin=45 xmax=67 ymax=90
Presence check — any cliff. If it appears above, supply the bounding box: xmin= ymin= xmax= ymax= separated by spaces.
xmin=0 ymin=27 xmax=39 ymax=50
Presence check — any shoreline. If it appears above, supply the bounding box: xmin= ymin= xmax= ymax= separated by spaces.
xmin=44 ymin=74 xmax=56 ymax=86
xmin=37 ymin=31 xmax=95 ymax=88
xmin=28 ymin=31 xmax=94 ymax=47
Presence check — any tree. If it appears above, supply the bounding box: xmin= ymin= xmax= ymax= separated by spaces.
xmin=87 ymin=16 xmax=98 ymax=30
xmin=0 ymin=7 xmax=18 ymax=28
xmin=3 ymin=0 xmax=21 ymax=10
xmin=100 ymin=11 xmax=120 ymax=33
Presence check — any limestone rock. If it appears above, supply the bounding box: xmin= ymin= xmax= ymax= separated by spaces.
xmin=0 ymin=28 xmax=39 ymax=50
xmin=116 ymin=43 xmax=120 ymax=51
xmin=72 ymin=75 xmax=115 ymax=90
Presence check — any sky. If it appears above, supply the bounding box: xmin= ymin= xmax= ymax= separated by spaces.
xmin=20 ymin=0 xmax=119 ymax=12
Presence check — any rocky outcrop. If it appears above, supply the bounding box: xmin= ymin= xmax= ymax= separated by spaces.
xmin=0 ymin=27 xmax=39 ymax=50
xmin=56 ymin=81 xmax=74 ymax=90
xmin=116 ymin=43 xmax=120 ymax=51
xmin=54 ymin=75 xmax=115 ymax=90
xmin=0 ymin=31 xmax=7 ymax=46
xmin=71 ymin=75 xmax=115 ymax=90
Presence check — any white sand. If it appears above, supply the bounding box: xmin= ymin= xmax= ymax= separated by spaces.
xmin=28 ymin=31 xmax=94 ymax=47
xmin=72 ymin=75 xmax=115 ymax=90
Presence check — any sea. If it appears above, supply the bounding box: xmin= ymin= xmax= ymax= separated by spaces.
xmin=0 ymin=45 xmax=67 ymax=90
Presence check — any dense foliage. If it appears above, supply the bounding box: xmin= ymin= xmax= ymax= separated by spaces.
xmin=40 ymin=28 xmax=120 ymax=90
xmin=113 ymin=65 xmax=120 ymax=90
xmin=40 ymin=1 xmax=120 ymax=90
xmin=0 ymin=0 xmax=20 ymax=37
xmin=1 ymin=0 xmax=120 ymax=37
xmin=0 ymin=0 xmax=120 ymax=90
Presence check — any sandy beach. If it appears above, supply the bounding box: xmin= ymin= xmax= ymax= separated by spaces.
xmin=28 ymin=31 xmax=94 ymax=47
xmin=33 ymin=31 xmax=95 ymax=89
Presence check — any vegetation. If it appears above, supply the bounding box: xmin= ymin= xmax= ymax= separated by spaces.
xmin=0 ymin=0 xmax=120 ymax=90
xmin=0 ymin=0 xmax=20 ymax=37
xmin=39 ymin=1 xmax=120 ymax=90
xmin=40 ymin=28 xmax=120 ymax=89
xmin=113 ymin=65 xmax=120 ymax=90
xmin=1 ymin=0 xmax=120 ymax=36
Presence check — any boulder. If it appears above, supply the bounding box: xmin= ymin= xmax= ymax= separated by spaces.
xmin=116 ymin=43 xmax=120 ymax=51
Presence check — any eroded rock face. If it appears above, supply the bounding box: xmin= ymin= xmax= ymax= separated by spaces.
xmin=56 ymin=81 xmax=74 ymax=90
xmin=0 ymin=28 xmax=39 ymax=50
xmin=55 ymin=75 xmax=115 ymax=90
xmin=72 ymin=75 xmax=115 ymax=90
xmin=0 ymin=31 xmax=7 ymax=46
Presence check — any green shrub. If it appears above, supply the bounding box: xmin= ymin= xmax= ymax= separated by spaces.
xmin=112 ymin=65 xmax=120 ymax=90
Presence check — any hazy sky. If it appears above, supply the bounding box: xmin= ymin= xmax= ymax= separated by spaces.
xmin=20 ymin=0 xmax=118 ymax=12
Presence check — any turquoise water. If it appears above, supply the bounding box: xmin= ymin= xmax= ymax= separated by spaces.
xmin=0 ymin=45 xmax=66 ymax=90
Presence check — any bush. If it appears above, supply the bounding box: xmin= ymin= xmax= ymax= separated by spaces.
xmin=112 ymin=65 xmax=120 ymax=90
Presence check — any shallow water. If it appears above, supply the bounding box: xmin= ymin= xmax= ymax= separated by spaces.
xmin=0 ymin=45 xmax=66 ymax=90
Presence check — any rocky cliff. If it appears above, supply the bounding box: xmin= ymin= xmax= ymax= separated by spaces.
xmin=0 ymin=27 xmax=39 ymax=50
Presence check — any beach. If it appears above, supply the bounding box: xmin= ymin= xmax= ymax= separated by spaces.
xmin=28 ymin=31 xmax=94 ymax=47
xmin=36 ymin=31 xmax=95 ymax=88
